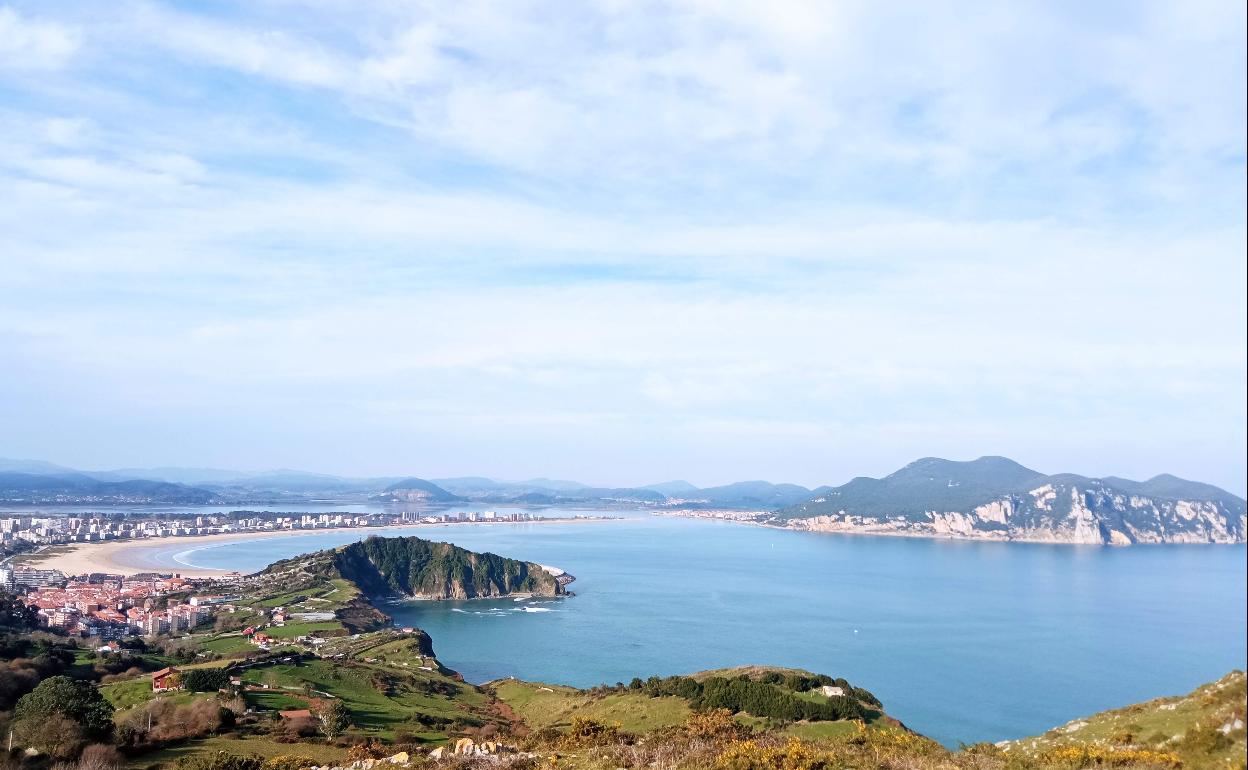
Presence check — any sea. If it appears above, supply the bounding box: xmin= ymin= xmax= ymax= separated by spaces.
xmin=33 ymin=504 xmax=1248 ymax=747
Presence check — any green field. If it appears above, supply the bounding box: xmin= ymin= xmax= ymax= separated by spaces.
xmin=245 ymin=690 xmax=312 ymax=711
xmin=197 ymin=634 xmax=256 ymax=654
xmin=490 ymin=679 xmax=692 ymax=733
xmin=125 ymin=736 xmax=348 ymax=769
xmin=237 ymin=657 xmax=488 ymax=740
xmin=263 ymin=621 xmax=346 ymax=639
xmin=101 ymin=677 xmax=163 ymax=710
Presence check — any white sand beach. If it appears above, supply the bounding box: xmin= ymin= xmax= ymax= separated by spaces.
xmin=18 ymin=517 xmax=616 ymax=578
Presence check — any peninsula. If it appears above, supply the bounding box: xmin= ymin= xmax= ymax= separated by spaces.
xmin=275 ymin=534 xmax=573 ymax=601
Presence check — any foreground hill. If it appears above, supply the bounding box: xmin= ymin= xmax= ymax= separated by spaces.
xmin=1004 ymin=671 xmax=1246 ymax=769
xmin=773 ymin=457 xmax=1246 ymax=544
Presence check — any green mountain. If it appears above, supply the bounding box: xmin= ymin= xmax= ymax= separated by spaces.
xmin=696 ymin=480 xmax=815 ymax=508
xmin=772 ymin=456 xmax=1246 ymax=544
xmin=372 ymin=477 xmax=463 ymax=503
xmin=334 ymin=535 xmax=567 ymax=599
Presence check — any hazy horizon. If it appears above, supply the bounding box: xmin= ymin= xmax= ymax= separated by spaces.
xmin=2 ymin=2 xmax=1245 ymax=496
xmin=3 ymin=452 xmax=1245 ymax=498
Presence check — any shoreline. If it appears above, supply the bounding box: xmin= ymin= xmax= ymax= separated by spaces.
xmin=18 ymin=517 xmax=617 ymax=578
xmin=653 ymin=512 xmax=1247 ymax=546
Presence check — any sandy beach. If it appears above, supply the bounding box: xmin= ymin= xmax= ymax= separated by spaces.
xmin=18 ymin=518 xmax=616 ymax=578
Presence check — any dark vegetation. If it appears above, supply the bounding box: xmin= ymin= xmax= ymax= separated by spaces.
xmin=332 ymin=535 xmax=561 ymax=599
xmin=181 ymin=668 xmax=232 ymax=692
xmin=618 ymin=672 xmax=878 ymax=722
xmin=0 ymin=630 xmax=165 ymax=711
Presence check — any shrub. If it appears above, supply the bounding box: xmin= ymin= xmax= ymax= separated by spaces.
xmin=715 ymin=738 xmax=835 ymax=770
xmin=77 ymin=744 xmax=125 ymax=770
xmin=14 ymin=713 xmax=85 ymax=759
xmin=261 ymin=756 xmax=318 ymax=770
xmin=685 ymin=709 xmax=751 ymax=741
xmin=561 ymin=717 xmax=622 ymax=748
xmin=171 ymin=752 xmax=265 ymax=770
xmin=1033 ymin=745 xmax=1182 ymax=768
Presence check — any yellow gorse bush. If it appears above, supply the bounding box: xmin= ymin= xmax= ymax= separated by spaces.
xmin=261 ymin=755 xmax=318 ymax=770
xmin=1034 ymin=745 xmax=1183 ymax=769
xmin=715 ymin=737 xmax=836 ymax=770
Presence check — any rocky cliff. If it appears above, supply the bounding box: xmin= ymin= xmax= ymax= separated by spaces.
xmin=773 ymin=457 xmax=1246 ymax=545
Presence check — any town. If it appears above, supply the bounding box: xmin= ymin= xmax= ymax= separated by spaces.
xmin=0 ymin=508 xmax=545 ymax=551
xmin=10 ymin=571 xmax=232 ymax=639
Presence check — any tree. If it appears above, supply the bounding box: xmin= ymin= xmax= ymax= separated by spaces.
xmin=181 ymin=668 xmax=230 ymax=692
xmin=314 ymin=700 xmax=351 ymax=738
xmin=13 ymin=675 xmax=114 ymax=738
xmin=15 ymin=713 xmax=84 ymax=759
xmin=0 ymin=592 xmax=39 ymax=630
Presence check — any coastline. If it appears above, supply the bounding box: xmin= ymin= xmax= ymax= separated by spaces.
xmin=651 ymin=512 xmax=1248 ymax=546
xmin=19 ymin=517 xmax=616 ymax=578
xmin=768 ymin=519 xmax=1248 ymax=546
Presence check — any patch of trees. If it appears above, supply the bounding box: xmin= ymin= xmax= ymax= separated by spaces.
xmin=0 ymin=641 xmax=75 ymax=710
xmin=182 ymin=667 xmax=232 ymax=692
xmin=0 ymin=591 xmax=40 ymax=630
xmin=628 ymin=674 xmax=869 ymax=722
xmin=117 ymin=697 xmax=239 ymax=747
xmin=757 ymin=671 xmax=881 ymax=707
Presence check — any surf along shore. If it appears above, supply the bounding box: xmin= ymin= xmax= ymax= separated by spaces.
xmin=17 ymin=517 xmax=615 ymax=578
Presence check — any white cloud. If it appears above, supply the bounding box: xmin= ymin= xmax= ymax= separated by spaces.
xmin=0 ymin=1 xmax=1243 ymax=491
xmin=0 ymin=7 xmax=80 ymax=70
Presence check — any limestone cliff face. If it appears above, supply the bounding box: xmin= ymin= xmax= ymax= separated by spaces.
xmin=776 ymin=458 xmax=1245 ymax=545
xmin=785 ymin=483 xmax=1245 ymax=544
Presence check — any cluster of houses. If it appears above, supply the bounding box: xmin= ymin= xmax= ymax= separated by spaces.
xmin=1 ymin=511 xmax=437 ymax=551
xmin=21 ymin=574 xmax=233 ymax=639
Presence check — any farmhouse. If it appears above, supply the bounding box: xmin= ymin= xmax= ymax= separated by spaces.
xmin=151 ymin=666 xmax=182 ymax=692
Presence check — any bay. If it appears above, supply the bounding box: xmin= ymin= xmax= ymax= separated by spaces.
xmin=168 ymin=507 xmax=1246 ymax=747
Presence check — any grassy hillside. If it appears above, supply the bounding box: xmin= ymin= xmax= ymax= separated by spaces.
xmin=1005 ymin=671 xmax=1246 ymax=770
xmin=489 ymin=679 xmax=694 ymax=733
xmin=489 ymin=666 xmax=893 ymax=737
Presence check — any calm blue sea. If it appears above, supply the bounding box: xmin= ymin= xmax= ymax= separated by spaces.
xmin=150 ymin=508 xmax=1245 ymax=747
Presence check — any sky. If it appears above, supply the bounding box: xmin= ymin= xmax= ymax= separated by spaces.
xmin=0 ymin=1 xmax=1245 ymax=493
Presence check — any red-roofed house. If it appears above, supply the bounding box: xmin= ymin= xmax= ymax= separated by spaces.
xmin=152 ymin=666 xmax=182 ymax=692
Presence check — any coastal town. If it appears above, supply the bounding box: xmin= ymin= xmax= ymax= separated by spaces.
xmin=10 ymin=571 xmax=230 ymax=639
xmin=0 ymin=508 xmax=547 ymax=551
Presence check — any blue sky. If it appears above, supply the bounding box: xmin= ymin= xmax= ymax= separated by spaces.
xmin=1 ymin=1 xmax=1245 ymax=493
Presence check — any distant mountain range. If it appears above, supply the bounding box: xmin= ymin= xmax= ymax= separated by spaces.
xmin=1 ymin=455 xmax=1243 ymax=543
xmin=0 ymin=458 xmax=814 ymax=508
xmin=0 ymin=471 xmax=216 ymax=505
xmin=771 ymin=456 xmax=1246 ymax=544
